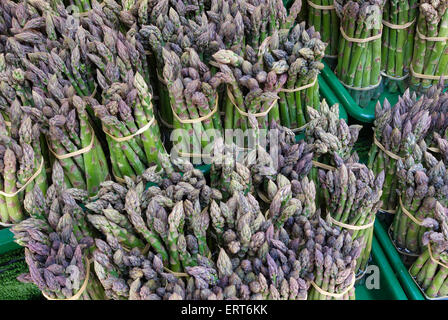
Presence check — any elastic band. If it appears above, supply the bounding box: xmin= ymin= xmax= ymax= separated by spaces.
xmin=410 ymin=64 xmax=448 ymax=80
xmin=227 ymin=88 xmax=278 ymax=118
xmin=428 ymin=147 xmax=441 ymax=153
xmin=307 ymin=0 xmax=335 ymax=10
xmin=310 ymin=273 xmax=355 ymax=298
xmin=103 ymin=116 xmax=155 ymax=142
xmin=374 ymin=135 xmax=403 ymax=161
xmin=340 ymin=77 xmax=382 ymax=91
xmin=291 ymin=123 xmax=308 ymax=133
xmin=158 ymin=115 xmax=175 ymax=129
xmin=280 ymin=76 xmax=318 ymax=93
xmin=399 ymin=196 xmax=423 ymax=226
xmin=340 ymin=26 xmax=382 ymax=43
xmin=42 ymin=258 xmax=90 ymax=300
xmin=163 ymin=266 xmax=189 ymax=277
xmin=0 ymin=157 xmax=44 ymax=198
xmin=428 ymin=242 xmax=448 ymax=270
xmin=381 ymin=71 xmax=409 ymax=81
xmin=379 ymin=208 xmax=397 ymax=214
xmin=0 ymin=222 xmax=14 ymax=227
xmin=416 ymin=26 xmax=448 ymax=42
xmin=47 ymin=124 xmax=95 ymax=160
xmin=171 ymin=96 xmax=218 ymax=124
xmin=382 ymin=18 xmax=416 ymax=30
xmin=326 ymin=213 xmax=375 ymax=231
xmin=312 ymin=160 xmax=335 ymax=171
xmin=324 ymin=54 xmax=338 ymax=59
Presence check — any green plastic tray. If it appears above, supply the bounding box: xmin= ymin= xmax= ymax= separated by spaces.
xmin=374 ymin=219 xmax=425 ymax=300
xmin=0 ymin=228 xmax=20 ymax=255
xmin=355 ymin=235 xmax=408 ymax=300
xmin=321 ymin=61 xmax=401 ymax=123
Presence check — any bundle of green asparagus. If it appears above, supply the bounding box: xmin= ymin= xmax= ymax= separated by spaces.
xmin=11 ymin=162 xmax=105 ymax=300
xmin=93 ymin=236 xmax=220 ymax=300
xmin=381 ymin=0 xmax=418 ymax=93
xmin=319 ymin=153 xmax=385 ymax=273
xmin=409 ymin=202 xmax=448 ymax=299
xmin=368 ymin=90 xmax=432 ymax=212
xmin=391 ymin=138 xmax=448 ymax=255
xmin=21 ymin=77 xmax=109 ymax=196
xmin=335 ymin=0 xmax=385 ymax=107
xmin=0 ymin=110 xmax=47 ymax=224
xmin=410 ymin=0 xmax=448 ymax=92
xmin=307 ymin=0 xmax=340 ymax=58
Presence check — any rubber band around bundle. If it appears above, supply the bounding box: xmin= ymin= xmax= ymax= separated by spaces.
xmin=47 ymin=124 xmax=95 ymax=160
xmin=0 ymin=157 xmax=44 ymax=198
xmin=380 ymin=71 xmax=409 ymax=81
xmin=382 ymin=18 xmax=416 ymax=30
xmin=291 ymin=123 xmax=308 ymax=133
xmin=340 ymin=77 xmax=382 ymax=91
xmin=340 ymin=26 xmax=383 ymax=43
xmin=103 ymin=117 xmax=155 ymax=142
xmin=158 ymin=115 xmax=175 ymax=129
xmin=373 ymin=135 xmax=403 ymax=161
xmin=280 ymin=76 xmax=318 ymax=93
xmin=227 ymin=88 xmax=278 ymax=118
xmin=312 ymin=160 xmax=335 ymax=171
xmin=310 ymin=273 xmax=356 ymax=298
xmin=324 ymin=54 xmax=338 ymax=59
xmin=410 ymin=64 xmax=448 ymax=80
xmin=42 ymin=258 xmax=91 ymax=300
xmin=428 ymin=147 xmax=441 ymax=153
xmin=387 ymin=225 xmax=420 ymax=257
xmin=112 ymin=171 xmax=127 ymax=184
xmin=307 ymin=0 xmax=335 ymax=10
xmin=416 ymin=26 xmax=448 ymax=42
xmin=379 ymin=208 xmax=397 ymax=214
xmin=399 ymin=196 xmax=424 ymax=226
xmin=326 ymin=213 xmax=375 ymax=231
xmin=171 ymin=96 xmax=219 ymax=124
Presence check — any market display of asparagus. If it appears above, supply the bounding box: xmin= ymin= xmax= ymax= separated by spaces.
xmin=410 ymin=0 xmax=448 ymax=92
xmin=381 ymin=0 xmax=418 ymax=93
xmin=335 ymin=0 xmax=385 ymax=107
xmin=409 ymin=202 xmax=448 ymax=299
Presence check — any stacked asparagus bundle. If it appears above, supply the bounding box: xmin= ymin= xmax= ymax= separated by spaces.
xmin=161 ymin=46 xmax=223 ymax=162
xmin=0 ymin=110 xmax=47 ymax=224
xmin=319 ymin=153 xmax=385 ymax=273
xmin=22 ymin=77 xmax=109 ymax=196
xmin=93 ymin=236 xmax=220 ymax=300
xmin=410 ymin=0 xmax=448 ymax=92
xmin=409 ymin=202 xmax=448 ymax=298
xmin=307 ymin=0 xmax=340 ymax=58
xmin=368 ymin=90 xmax=432 ymax=212
xmin=391 ymin=138 xmax=448 ymax=255
xmin=381 ymin=0 xmax=418 ymax=93
xmin=335 ymin=0 xmax=385 ymax=107
xmin=11 ymin=162 xmax=105 ymax=300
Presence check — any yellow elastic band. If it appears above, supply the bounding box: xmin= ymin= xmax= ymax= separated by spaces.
xmin=382 ymin=18 xmax=416 ymax=30
xmin=428 ymin=242 xmax=448 ymax=270
xmin=312 ymin=160 xmax=336 ymax=171
xmin=0 ymin=157 xmax=44 ymax=198
xmin=326 ymin=213 xmax=375 ymax=231
xmin=103 ymin=116 xmax=155 ymax=142
xmin=163 ymin=266 xmax=189 ymax=277
xmin=47 ymin=124 xmax=95 ymax=160
xmin=42 ymin=258 xmax=90 ymax=300
xmin=280 ymin=76 xmax=318 ymax=93
xmin=307 ymin=0 xmax=335 ymax=9
xmin=171 ymin=96 xmax=219 ymax=124
xmin=340 ymin=26 xmax=382 ymax=43
xmin=416 ymin=26 xmax=448 ymax=42
xmin=227 ymin=88 xmax=278 ymax=118
xmin=410 ymin=64 xmax=448 ymax=80
xmin=310 ymin=273 xmax=356 ymax=298
xmin=399 ymin=196 xmax=423 ymax=226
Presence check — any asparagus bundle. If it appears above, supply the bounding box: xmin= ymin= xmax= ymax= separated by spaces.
xmin=335 ymin=0 xmax=385 ymax=107
xmin=409 ymin=202 xmax=448 ymax=298
xmin=0 ymin=110 xmax=47 ymax=224
xmin=161 ymin=46 xmax=223 ymax=163
xmin=265 ymin=25 xmax=326 ymax=130
xmin=368 ymin=90 xmax=432 ymax=212
xmin=307 ymin=0 xmax=340 ymax=58
xmin=93 ymin=236 xmax=220 ymax=300
xmin=391 ymin=139 xmax=448 ymax=255
xmin=381 ymin=0 xmax=418 ymax=93
xmin=410 ymin=0 xmax=448 ymax=92
xmin=11 ymin=162 xmax=105 ymax=300
xmin=22 ymin=77 xmax=109 ymax=196
xmin=319 ymin=153 xmax=385 ymax=273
